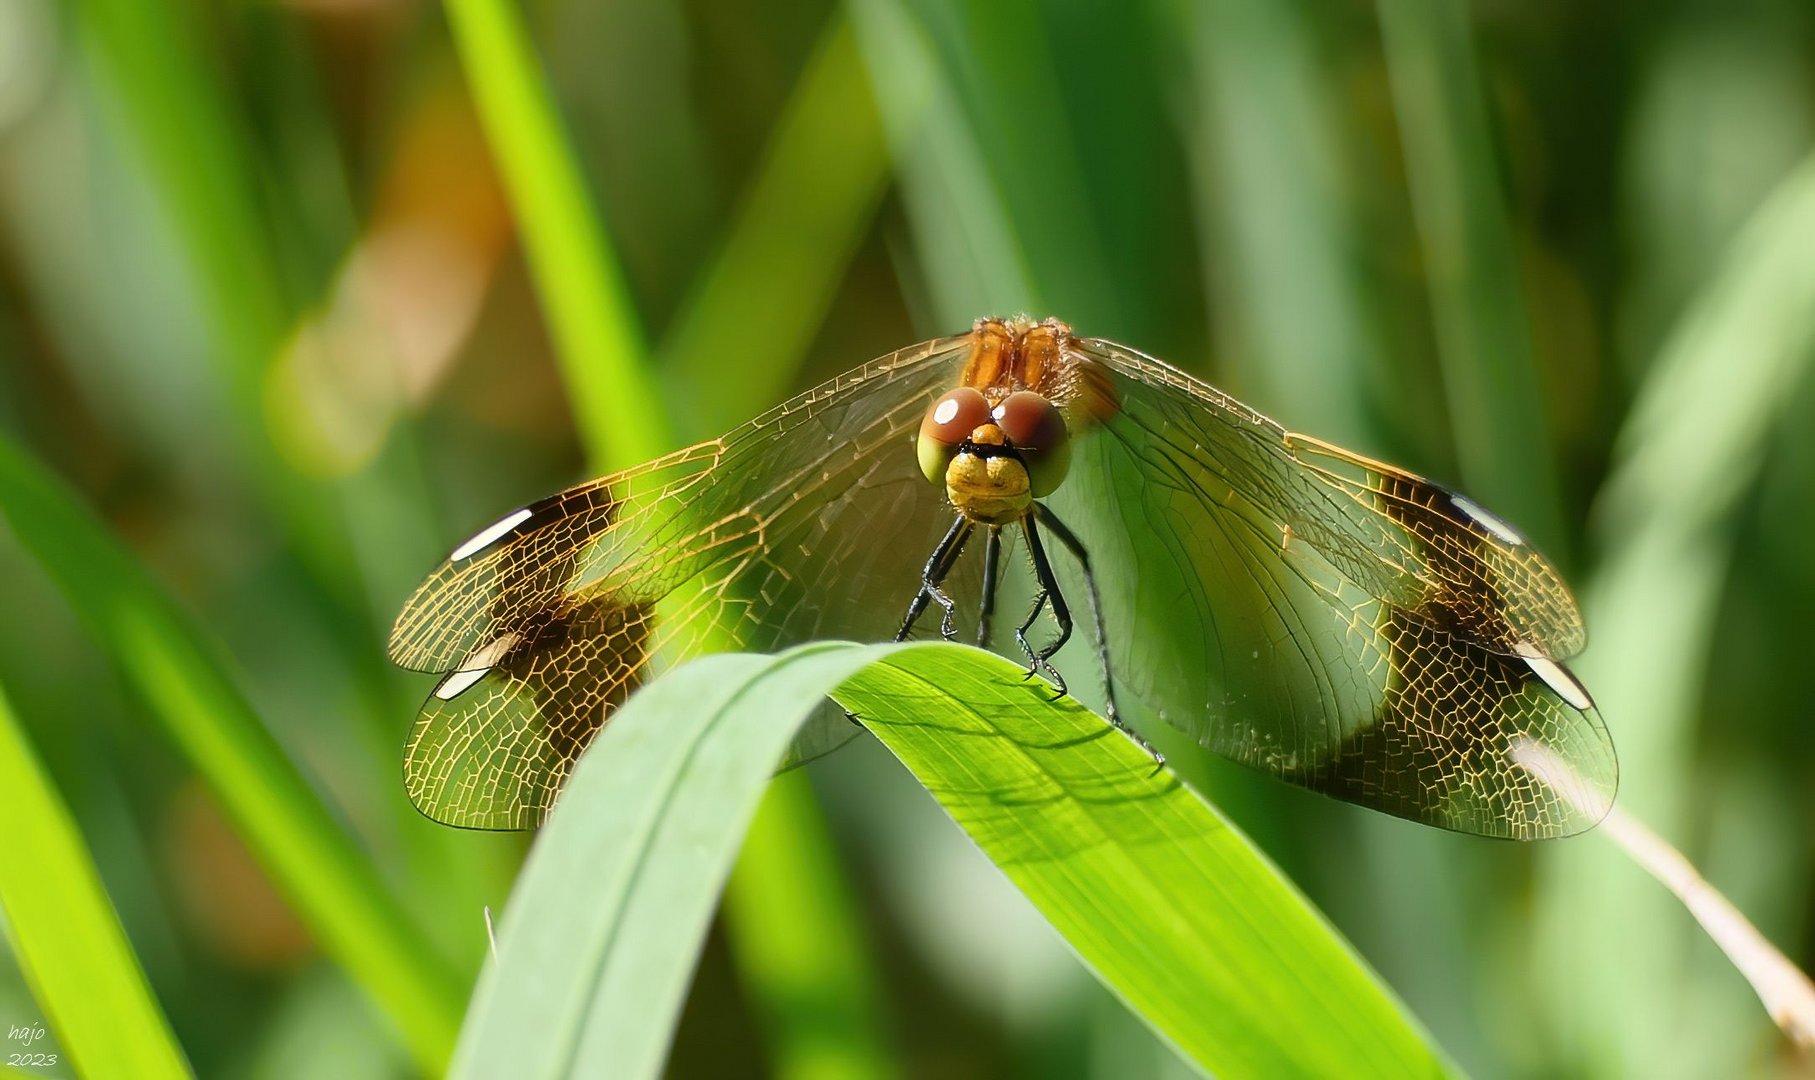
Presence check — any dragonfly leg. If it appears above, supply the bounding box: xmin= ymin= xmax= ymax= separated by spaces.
xmin=933 ymin=586 xmax=961 ymax=640
xmin=1018 ymin=517 xmax=1070 ymax=700
xmin=896 ymin=514 xmax=972 ymax=643
xmin=1014 ymin=588 xmax=1048 ymax=666
xmin=1034 ymin=504 xmax=1163 ymax=766
xmin=977 ymin=527 xmax=1003 ymax=647
xmin=1013 ymin=588 xmax=1067 ymax=698
xmin=1024 ymin=520 xmax=1074 ymax=663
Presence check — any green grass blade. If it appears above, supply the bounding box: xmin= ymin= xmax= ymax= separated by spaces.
xmin=446 ymin=6 xmax=899 ymax=1072
xmin=446 ymin=3 xmax=899 ymax=1072
xmin=901 ymin=0 xmax=1124 ymax=330
xmin=451 ymin=647 xmax=871 ymax=1079
xmin=845 ymin=647 xmax=1453 ymax=1079
xmin=659 ymin=13 xmax=891 ymax=440
xmin=0 ymin=436 xmax=463 ymax=1073
xmin=443 ymin=0 xmax=670 ymax=468
xmin=1376 ymin=0 xmax=1566 ymax=550
xmin=1184 ymin=5 xmax=1493 ymax=1064
xmin=458 ymin=7 xmax=900 ymax=1072
xmin=654 ymin=13 xmax=900 ymax=1076
xmin=0 ymin=682 xmax=192 ymax=1079
xmin=75 ymin=0 xmax=285 ymax=395
xmin=456 ymin=642 xmax=1453 ymax=1079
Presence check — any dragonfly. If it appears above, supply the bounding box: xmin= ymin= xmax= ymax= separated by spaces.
xmin=390 ymin=316 xmax=1617 ymax=839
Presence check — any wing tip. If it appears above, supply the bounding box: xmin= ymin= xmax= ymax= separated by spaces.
xmin=1507 ymin=734 xmax=1619 ymax=839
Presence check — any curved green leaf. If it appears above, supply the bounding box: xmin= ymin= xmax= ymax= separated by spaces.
xmin=452 ymin=645 xmax=865 ymax=1078
xmin=0 ymin=682 xmax=191 ymax=1079
xmin=456 ymin=642 xmax=1452 ymax=1079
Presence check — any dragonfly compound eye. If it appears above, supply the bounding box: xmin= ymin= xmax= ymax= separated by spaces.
xmin=918 ymin=387 xmax=992 ymax=485
xmin=994 ymin=390 xmax=1071 ymax=497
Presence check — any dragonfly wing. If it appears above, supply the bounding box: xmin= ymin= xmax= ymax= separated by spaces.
xmin=404 ymin=596 xmax=652 ymax=829
xmin=1044 ymin=340 xmax=1615 ymax=838
xmin=392 ymin=337 xmax=975 ymax=828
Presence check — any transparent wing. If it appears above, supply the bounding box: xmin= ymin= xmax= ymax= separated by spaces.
xmin=390 ymin=336 xmax=978 ymax=828
xmin=1044 ymin=340 xmax=1615 ymax=838
xmin=403 ymin=597 xmax=652 ymax=829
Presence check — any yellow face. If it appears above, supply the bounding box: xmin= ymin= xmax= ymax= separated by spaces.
xmin=916 ymin=387 xmax=1072 ymax=525
xmin=943 ymin=423 xmax=1033 ymax=525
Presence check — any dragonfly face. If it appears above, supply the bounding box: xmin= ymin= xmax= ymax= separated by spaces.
xmin=898 ymin=318 xmax=1129 ymax=744
xmin=391 ymin=316 xmax=1616 ymax=838
xmin=917 ymin=319 xmax=1081 ymax=523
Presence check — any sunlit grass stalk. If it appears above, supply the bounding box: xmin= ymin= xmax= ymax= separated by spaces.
xmin=1514 ymin=742 xmax=1815 ymax=1050
xmin=0 ymin=437 xmax=464 ymax=1074
xmin=1597 ymin=810 xmax=1815 ymax=1049
xmin=444 ymin=5 xmax=896 ymax=1074
xmin=0 ymin=683 xmax=192 ymax=1079
xmin=442 ymin=0 xmax=668 ymax=469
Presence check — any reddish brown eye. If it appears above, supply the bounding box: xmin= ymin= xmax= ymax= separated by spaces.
xmin=993 ymin=391 xmax=1071 ymax=497
xmin=993 ymin=391 xmax=1062 ymax=450
xmin=917 ymin=387 xmax=991 ymax=485
xmin=922 ymin=387 xmax=991 ymax=445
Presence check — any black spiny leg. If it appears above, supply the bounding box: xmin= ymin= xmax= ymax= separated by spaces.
xmin=1015 ymin=588 xmax=1051 ymax=672
xmin=1034 ymin=503 xmax=1160 ymax=765
xmin=896 ymin=514 xmax=973 ymax=643
xmin=977 ymin=526 xmax=1003 ymax=647
xmin=1018 ymin=515 xmax=1071 ymax=700
xmin=856 ymin=514 xmax=974 ymax=732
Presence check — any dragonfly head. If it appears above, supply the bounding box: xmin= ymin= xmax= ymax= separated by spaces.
xmin=918 ymin=387 xmax=1073 ymax=524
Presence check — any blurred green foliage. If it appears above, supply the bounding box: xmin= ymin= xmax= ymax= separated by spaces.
xmin=0 ymin=0 xmax=1812 ymax=1076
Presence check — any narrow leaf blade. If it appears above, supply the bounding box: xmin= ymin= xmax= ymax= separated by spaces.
xmin=0 ymin=682 xmax=191 ymax=1079
xmin=0 ymin=436 xmax=463 ymax=1072
xmin=841 ymin=647 xmax=1453 ymax=1079
xmin=458 ymin=642 xmax=1451 ymax=1078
